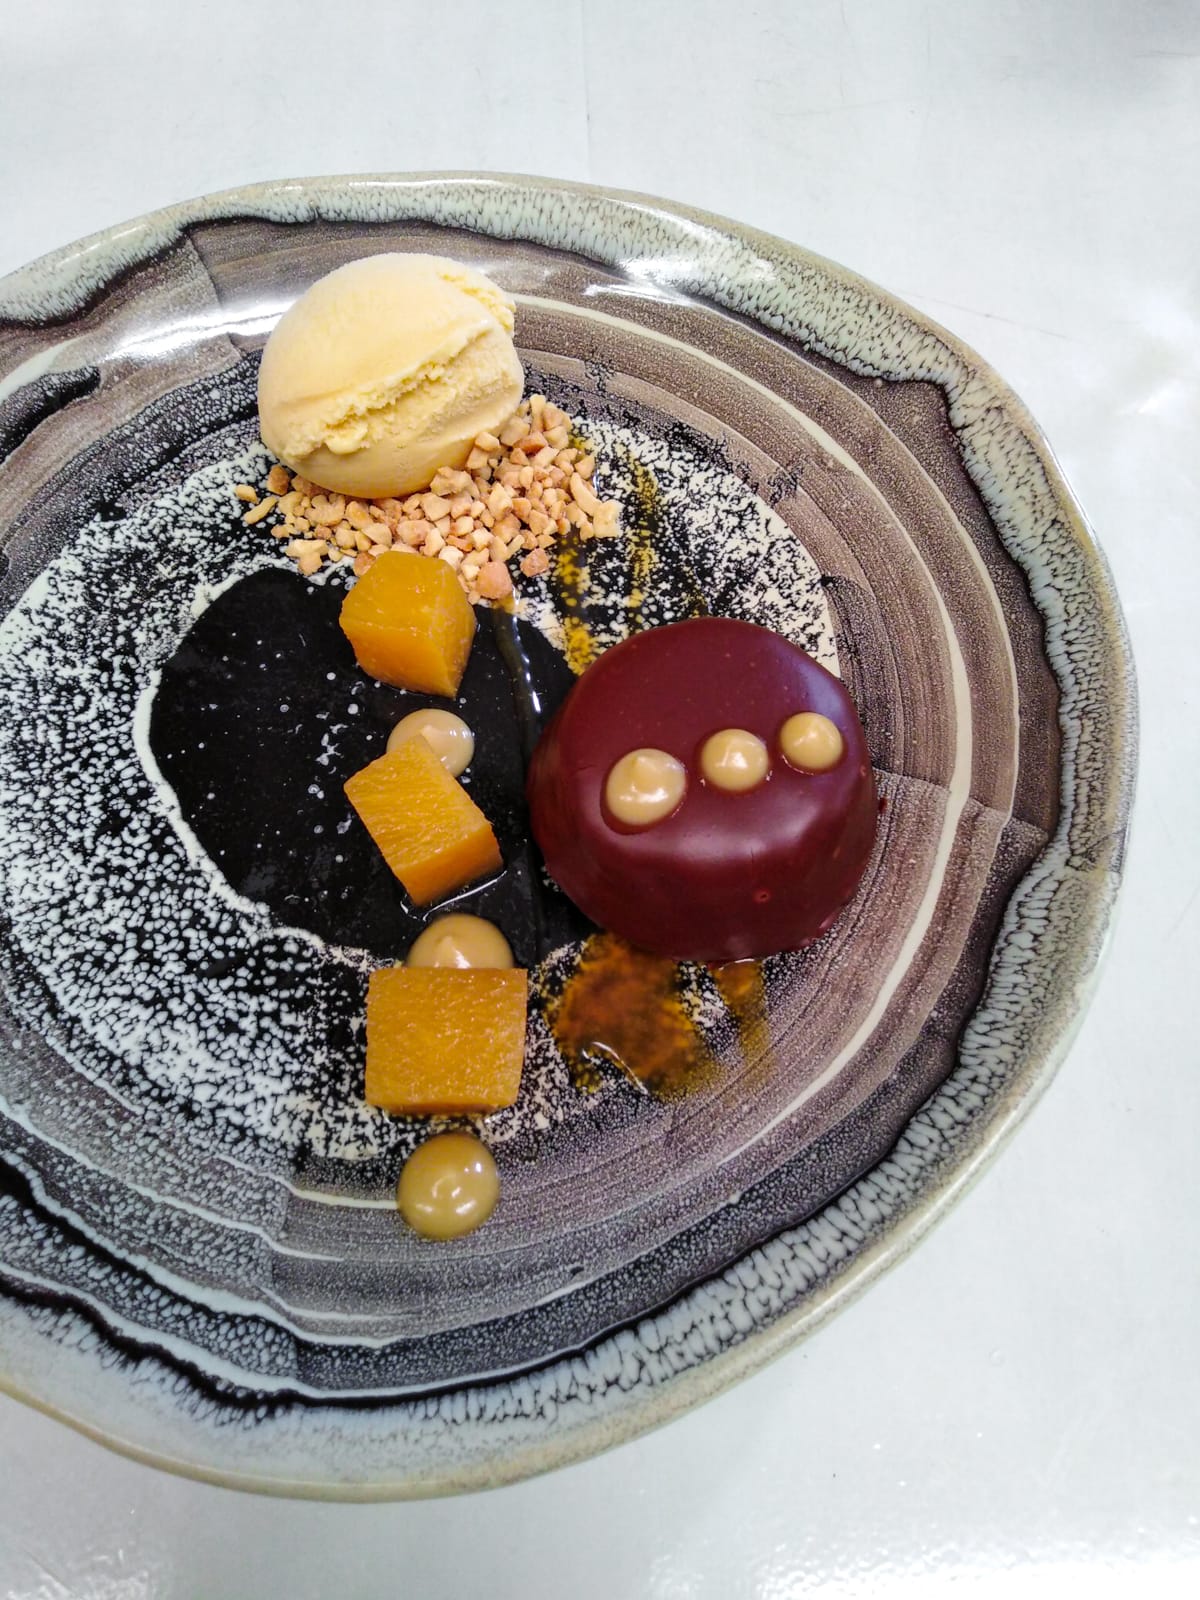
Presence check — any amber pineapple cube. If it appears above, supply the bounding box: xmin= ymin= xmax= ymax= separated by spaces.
xmin=345 ymin=736 xmax=502 ymax=904
xmin=365 ymin=967 xmax=528 ymax=1113
xmin=339 ymin=549 xmax=476 ymax=696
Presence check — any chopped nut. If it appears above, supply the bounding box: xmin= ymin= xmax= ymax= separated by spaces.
xmin=520 ymin=547 xmax=550 ymax=577
xmin=499 ymin=416 xmax=530 ymax=447
xmin=475 ymin=561 xmax=513 ymax=600
xmin=309 ymin=494 xmax=346 ymax=527
xmin=430 ymin=467 xmax=472 ymax=497
xmin=247 ymin=393 xmax=615 ymax=600
xmin=570 ymin=473 xmax=604 ymax=517
xmin=243 ymin=496 xmax=278 ymax=526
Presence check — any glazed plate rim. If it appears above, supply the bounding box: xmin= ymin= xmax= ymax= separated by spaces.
xmin=0 ymin=172 xmax=1137 ymax=1497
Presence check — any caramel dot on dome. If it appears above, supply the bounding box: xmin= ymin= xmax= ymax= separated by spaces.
xmin=604 ymin=748 xmax=688 ymax=828
xmin=780 ymin=711 xmax=844 ymax=772
xmin=700 ymin=727 xmax=770 ymax=792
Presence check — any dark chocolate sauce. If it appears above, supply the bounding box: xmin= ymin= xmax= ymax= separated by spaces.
xmin=149 ymin=569 xmax=585 ymax=967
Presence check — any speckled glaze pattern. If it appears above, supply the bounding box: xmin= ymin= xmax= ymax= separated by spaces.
xmin=0 ymin=175 xmax=1135 ymax=1497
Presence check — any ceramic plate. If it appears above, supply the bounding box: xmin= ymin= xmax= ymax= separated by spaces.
xmin=0 ymin=174 xmax=1135 ymax=1497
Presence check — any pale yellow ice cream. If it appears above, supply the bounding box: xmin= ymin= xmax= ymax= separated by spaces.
xmin=257 ymin=254 xmax=524 ymax=499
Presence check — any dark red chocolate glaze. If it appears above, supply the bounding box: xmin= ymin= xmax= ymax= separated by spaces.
xmin=526 ymin=618 xmax=877 ymax=963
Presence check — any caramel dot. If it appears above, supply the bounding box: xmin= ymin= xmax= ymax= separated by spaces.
xmin=397 ymin=1133 xmax=499 ymax=1241
xmin=388 ymin=708 xmax=474 ymax=776
xmin=407 ymin=915 xmax=514 ymax=970
xmin=605 ymin=748 xmax=687 ymax=828
xmin=780 ymin=711 xmax=844 ymax=772
xmin=700 ymin=727 xmax=769 ymax=792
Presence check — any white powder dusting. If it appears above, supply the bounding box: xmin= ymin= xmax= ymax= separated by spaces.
xmin=0 ymin=402 xmax=837 ymax=1174
xmin=0 ymin=443 xmax=390 ymax=1163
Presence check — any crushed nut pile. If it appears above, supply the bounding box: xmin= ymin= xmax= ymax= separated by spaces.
xmin=234 ymin=395 xmax=620 ymax=604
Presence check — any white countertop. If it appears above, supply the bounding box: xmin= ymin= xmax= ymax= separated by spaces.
xmin=1 ymin=2 xmax=1196 ymax=1593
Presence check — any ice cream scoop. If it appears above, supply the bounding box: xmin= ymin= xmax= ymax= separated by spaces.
xmin=257 ymin=253 xmax=524 ymax=499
